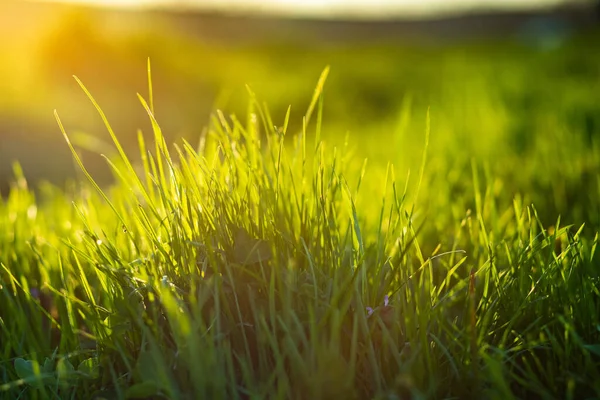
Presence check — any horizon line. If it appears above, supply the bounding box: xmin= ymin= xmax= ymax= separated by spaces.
xmin=28 ymin=0 xmax=594 ymax=21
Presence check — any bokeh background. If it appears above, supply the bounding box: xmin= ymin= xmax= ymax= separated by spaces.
xmin=1 ymin=0 xmax=599 ymax=226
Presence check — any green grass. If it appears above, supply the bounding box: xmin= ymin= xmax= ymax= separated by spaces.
xmin=1 ymin=56 xmax=600 ymax=400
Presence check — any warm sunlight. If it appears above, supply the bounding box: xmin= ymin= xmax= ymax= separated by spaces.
xmin=36 ymin=0 xmax=573 ymax=17
xmin=4 ymin=0 xmax=599 ymax=395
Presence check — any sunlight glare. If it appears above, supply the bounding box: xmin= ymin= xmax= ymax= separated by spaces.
xmin=36 ymin=0 xmax=571 ymax=17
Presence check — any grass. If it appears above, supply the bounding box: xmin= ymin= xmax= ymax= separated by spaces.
xmin=1 ymin=55 xmax=600 ymax=400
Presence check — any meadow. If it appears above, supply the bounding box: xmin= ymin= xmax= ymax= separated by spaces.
xmin=1 ymin=7 xmax=600 ymax=399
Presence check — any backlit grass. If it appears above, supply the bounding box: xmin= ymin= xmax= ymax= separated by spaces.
xmin=1 ymin=60 xmax=599 ymax=399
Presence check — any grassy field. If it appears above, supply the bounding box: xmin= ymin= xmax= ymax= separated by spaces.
xmin=1 ymin=10 xmax=600 ymax=398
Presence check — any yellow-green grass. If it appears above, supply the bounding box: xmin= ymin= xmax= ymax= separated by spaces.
xmin=0 ymin=50 xmax=599 ymax=399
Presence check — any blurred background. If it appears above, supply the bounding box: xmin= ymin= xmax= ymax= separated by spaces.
xmin=1 ymin=0 xmax=599 ymax=224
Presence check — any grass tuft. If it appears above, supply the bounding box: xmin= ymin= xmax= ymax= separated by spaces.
xmin=1 ymin=63 xmax=599 ymax=400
